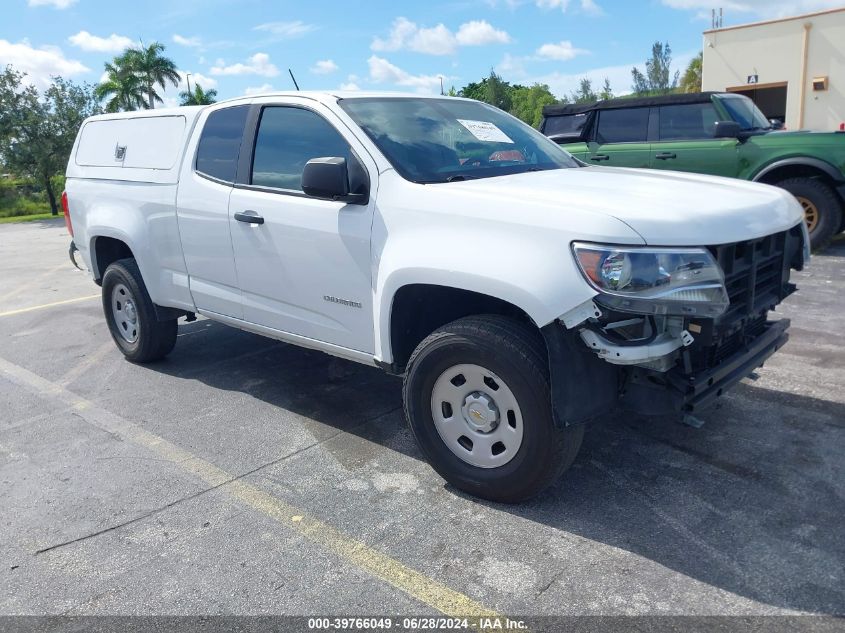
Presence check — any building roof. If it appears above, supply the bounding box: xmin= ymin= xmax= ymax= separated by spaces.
xmin=703 ymin=6 xmax=845 ymax=34
xmin=542 ymin=92 xmax=719 ymax=117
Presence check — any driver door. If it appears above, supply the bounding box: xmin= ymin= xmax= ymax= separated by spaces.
xmin=649 ymin=102 xmax=739 ymax=177
xmin=227 ymin=102 xmax=377 ymax=353
xmin=586 ymin=106 xmax=652 ymax=168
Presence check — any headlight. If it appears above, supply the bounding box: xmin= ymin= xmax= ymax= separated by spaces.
xmin=572 ymin=243 xmax=729 ymax=316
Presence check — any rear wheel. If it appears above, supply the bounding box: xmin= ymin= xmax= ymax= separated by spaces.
xmin=403 ymin=315 xmax=584 ymax=503
xmin=101 ymin=258 xmax=177 ymax=363
xmin=776 ymin=177 xmax=842 ymax=250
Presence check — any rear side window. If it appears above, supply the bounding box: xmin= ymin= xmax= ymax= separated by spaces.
xmin=251 ymin=106 xmax=351 ymax=191
xmin=195 ymin=106 xmax=249 ymax=183
xmin=544 ymin=113 xmax=590 ymax=137
xmin=596 ymin=108 xmax=649 ymax=144
xmin=659 ymin=103 xmax=719 ymax=140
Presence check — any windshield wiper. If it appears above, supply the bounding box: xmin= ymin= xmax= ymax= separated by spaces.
xmin=445 ymin=174 xmax=476 ymax=182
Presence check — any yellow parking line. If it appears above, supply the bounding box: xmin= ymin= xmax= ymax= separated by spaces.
xmin=0 ymin=262 xmax=68 ymax=302
xmin=57 ymin=341 xmax=115 ymax=388
xmin=0 ymin=294 xmax=99 ymax=318
xmin=0 ymin=355 xmax=499 ymax=619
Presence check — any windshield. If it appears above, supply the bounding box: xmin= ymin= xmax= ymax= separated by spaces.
xmin=716 ymin=94 xmax=771 ymax=131
xmin=339 ymin=97 xmax=579 ymax=183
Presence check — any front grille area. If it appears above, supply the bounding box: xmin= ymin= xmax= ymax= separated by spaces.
xmin=686 ymin=225 xmax=804 ymax=373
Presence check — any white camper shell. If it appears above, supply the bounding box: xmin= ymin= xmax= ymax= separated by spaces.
xmin=66 ymin=107 xmax=204 ymax=184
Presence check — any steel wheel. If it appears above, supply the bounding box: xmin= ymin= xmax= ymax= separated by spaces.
xmin=430 ymin=363 xmax=524 ymax=468
xmin=797 ymin=195 xmax=819 ymax=234
xmin=111 ymin=282 xmax=139 ymax=344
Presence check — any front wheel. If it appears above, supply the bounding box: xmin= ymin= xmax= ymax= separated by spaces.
xmin=403 ymin=315 xmax=584 ymax=503
xmin=101 ymin=258 xmax=177 ymax=363
xmin=776 ymin=177 xmax=843 ymax=250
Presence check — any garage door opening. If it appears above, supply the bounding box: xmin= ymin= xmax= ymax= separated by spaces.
xmin=727 ymin=82 xmax=788 ymax=125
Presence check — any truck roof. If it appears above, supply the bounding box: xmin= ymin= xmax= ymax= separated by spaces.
xmin=212 ymin=90 xmax=478 ymax=106
xmin=542 ymin=92 xmax=722 ymax=117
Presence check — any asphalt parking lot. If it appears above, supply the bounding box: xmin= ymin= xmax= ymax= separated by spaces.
xmin=1 ymin=218 xmax=843 ymax=621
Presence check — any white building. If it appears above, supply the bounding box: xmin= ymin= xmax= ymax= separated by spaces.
xmin=702 ymin=7 xmax=845 ymax=131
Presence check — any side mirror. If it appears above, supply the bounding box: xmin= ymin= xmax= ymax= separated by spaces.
xmin=713 ymin=120 xmax=742 ymax=138
xmin=302 ymin=157 xmax=349 ymax=200
xmin=302 ymin=156 xmax=368 ymax=204
xmin=769 ymin=118 xmax=784 ymax=130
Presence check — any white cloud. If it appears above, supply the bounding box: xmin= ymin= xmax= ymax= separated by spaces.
xmin=177 ymin=71 xmax=217 ymax=90
xmin=310 ymin=59 xmax=339 ymax=74
xmin=253 ymin=21 xmax=316 ymax=39
xmin=371 ymin=17 xmax=511 ymax=55
xmin=536 ymin=40 xmax=589 ymax=61
xmin=371 ymin=17 xmax=419 ymax=51
xmin=368 ymin=55 xmax=447 ymax=93
xmin=339 ymin=81 xmax=361 ymax=91
xmin=529 ymin=49 xmax=696 ymax=98
xmin=68 ymin=31 xmax=133 ymax=53
xmin=0 ymin=39 xmax=89 ymax=88
xmin=662 ymin=0 xmax=842 ymax=19
xmin=455 ymin=20 xmax=511 ymax=45
xmin=536 ymin=0 xmax=604 ymax=13
xmin=210 ymin=53 xmax=279 ymax=77
xmin=580 ymin=0 xmax=605 ymax=15
xmin=496 ymin=53 xmax=528 ymax=79
xmin=244 ymin=83 xmax=274 ymax=96
xmin=153 ymin=71 xmax=217 ymax=109
xmin=173 ymin=34 xmax=202 ymax=48
xmin=27 ymin=0 xmax=76 ymax=8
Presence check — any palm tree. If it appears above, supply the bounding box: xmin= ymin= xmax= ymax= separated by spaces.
xmin=680 ymin=52 xmax=703 ymax=93
xmin=94 ymin=54 xmax=146 ymax=113
xmin=179 ymin=83 xmax=218 ymax=106
xmin=123 ymin=42 xmax=180 ymax=109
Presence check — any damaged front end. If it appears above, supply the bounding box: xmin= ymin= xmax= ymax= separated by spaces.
xmin=544 ymin=223 xmax=807 ymax=426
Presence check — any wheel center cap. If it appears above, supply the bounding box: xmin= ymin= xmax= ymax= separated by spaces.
xmin=124 ymin=300 xmax=137 ymax=322
xmin=461 ymin=391 xmax=499 ymax=433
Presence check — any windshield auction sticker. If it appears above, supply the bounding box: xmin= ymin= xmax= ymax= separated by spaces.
xmin=457 ymin=119 xmax=514 ymax=143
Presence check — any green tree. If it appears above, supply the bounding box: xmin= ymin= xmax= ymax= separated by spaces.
xmin=509 ymin=83 xmax=557 ymax=127
xmin=96 ymin=42 xmax=179 ymax=111
xmin=458 ymin=70 xmax=514 ymax=111
xmin=598 ymin=77 xmax=614 ymax=100
xmin=680 ymin=52 xmax=703 ymax=93
xmin=458 ymin=79 xmax=486 ymax=101
xmin=570 ymin=77 xmax=597 ymax=103
xmin=95 ymin=53 xmax=146 ymax=113
xmin=0 ymin=66 xmax=101 ymax=214
xmin=631 ymin=41 xmax=679 ymax=95
xmin=125 ymin=42 xmax=180 ymax=109
xmin=483 ymin=70 xmax=512 ymax=111
xmin=179 ymin=83 xmax=218 ymax=106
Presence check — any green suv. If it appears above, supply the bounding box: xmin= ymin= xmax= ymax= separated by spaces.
xmin=541 ymin=92 xmax=845 ymax=249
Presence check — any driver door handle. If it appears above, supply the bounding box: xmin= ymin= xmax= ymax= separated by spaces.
xmin=234 ymin=210 xmax=264 ymax=225
xmin=655 ymin=152 xmax=677 ymax=160
xmin=590 ymin=154 xmax=610 ymax=162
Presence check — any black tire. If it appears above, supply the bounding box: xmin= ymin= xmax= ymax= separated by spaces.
xmin=403 ymin=315 xmax=584 ymax=503
xmin=776 ymin=177 xmax=843 ymax=251
xmin=101 ymin=258 xmax=177 ymax=363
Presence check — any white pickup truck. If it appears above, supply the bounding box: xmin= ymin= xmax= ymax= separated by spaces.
xmin=64 ymin=92 xmax=809 ymax=502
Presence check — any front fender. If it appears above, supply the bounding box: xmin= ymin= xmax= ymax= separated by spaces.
xmin=373 ymin=226 xmax=599 ymax=364
xmin=751 ymin=156 xmax=845 ymax=184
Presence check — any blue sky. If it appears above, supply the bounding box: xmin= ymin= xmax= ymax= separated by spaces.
xmin=3 ymin=0 xmax=844 ymax=105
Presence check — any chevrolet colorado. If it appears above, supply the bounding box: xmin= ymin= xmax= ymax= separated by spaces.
xmin=63 ymin=92 xmax=809 ymax=502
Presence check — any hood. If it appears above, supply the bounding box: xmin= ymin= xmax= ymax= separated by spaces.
xmin=437 ymin=166 xmax=804 ymax=246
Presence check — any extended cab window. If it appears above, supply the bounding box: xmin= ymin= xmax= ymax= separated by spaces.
xmin=251 ymin=107 xmax=351 ymax=191
xmin=596 ymin=108 xmax=649 ymax=144
xmin=658 ymin=103 xmax=719 ymax=140
xmin=195 ymin=106 xmax=249 ymax=183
